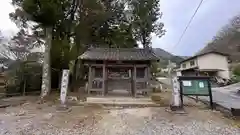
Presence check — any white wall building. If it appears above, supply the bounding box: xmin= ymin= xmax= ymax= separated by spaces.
xmin=179 ymin=51 xmax=230 ymax=79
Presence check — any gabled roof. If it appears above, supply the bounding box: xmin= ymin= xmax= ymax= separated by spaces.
xmin=78 ymin=48 xmax=159 ymax=61
xmin=180 ymin=51 xmax=229 ymax=63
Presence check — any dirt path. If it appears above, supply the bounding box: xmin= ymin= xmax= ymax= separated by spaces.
xmin=0 ymin=96 xmax=239 ymax=135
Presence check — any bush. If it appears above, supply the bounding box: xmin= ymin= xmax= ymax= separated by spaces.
xmin=5 ymin=60 xmax=42 ymax=96
xmin=231 ymin=75 xmax=240 ymax=84
xmin=233 ymin=64 xmax=240 ymax=76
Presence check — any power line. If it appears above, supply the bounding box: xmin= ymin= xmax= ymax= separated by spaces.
xmin=172 ymin=0 xmax=204 ymax=50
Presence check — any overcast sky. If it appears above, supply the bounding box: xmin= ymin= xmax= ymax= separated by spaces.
xmin=152 ymin=0 xmax=240 ymax=56
xmin=0 ymin=0 xmax=240 ymax=56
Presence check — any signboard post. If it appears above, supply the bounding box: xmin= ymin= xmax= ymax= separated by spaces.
xmin=171 ymin=76 xmax=181 ymax=108
xmin=178 ymin=76 xmax=213 ymax=109
xmin=168 ymin=60 xmax=183 ymax=111
xmin=60 ymin=69 xmax=70 ymax=106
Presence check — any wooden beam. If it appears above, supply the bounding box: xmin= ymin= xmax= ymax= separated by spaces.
xmin=85 ymin=64 xmax=148 ymax=67
xmin=135 ymin=64 xmax=148 ymax=67
xmin=91 ymin=64 xmax=104 ymax=67
xmin=106 ymin=64 xmax=134 ymax=67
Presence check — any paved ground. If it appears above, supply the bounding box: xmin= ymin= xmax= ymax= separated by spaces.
xmin=221 ymin=83 xmax=240 ymax=91
xmin=214 ymin=83 xmax=240 ymax=97
xmin=156 ymin=77 xmax=240 ymax=110
xmin=0 ymin=97 xmax=239 ymax=135
xmin=198 ymin=86 xmax=240 ymax=110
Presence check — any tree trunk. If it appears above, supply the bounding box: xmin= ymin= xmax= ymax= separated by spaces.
xmin=40 ymin=27 xmax=52 ymax=99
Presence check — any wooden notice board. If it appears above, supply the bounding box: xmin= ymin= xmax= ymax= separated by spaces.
xmin=178 ymin=76 xmax=213 ymax=109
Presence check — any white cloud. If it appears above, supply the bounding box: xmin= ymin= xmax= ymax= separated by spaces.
xmin=0 ymin=0 xmax=18 ymax=38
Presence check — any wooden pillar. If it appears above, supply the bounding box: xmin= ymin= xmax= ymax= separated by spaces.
xmin=88 ymin=66 xmax=92 ymax=95
xmin=133 ymin=65 xmax=136 ymax=97
xmin=144 ymin=67 xmax=147 ymax=80
xmin=75 ymin=59 xmax=79 ymax=80
xmin=147 ymin=66 xmax=151 ymax=93
xmin=102 ymin=63 xmax=106 ymax=96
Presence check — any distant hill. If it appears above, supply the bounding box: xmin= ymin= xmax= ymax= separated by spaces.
xmin=152 ymin=48 xmax=186 ymax=68
xmin=180 ymin=56 xmax=190 ymax=59
xmin=197 ymin=14 xmax=240 ymax=63
xmin=197 ymin=40 xmax=240 ymax=63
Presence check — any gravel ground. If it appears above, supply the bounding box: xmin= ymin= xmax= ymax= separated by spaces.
xmin=0 ymin=101 xmax=239 ymax=135
xmin=81 ymin=107 xmax=240 ymax=135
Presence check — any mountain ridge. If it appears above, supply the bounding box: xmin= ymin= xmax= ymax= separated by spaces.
xmin=152 ymin=48 xmax=187 ymax=67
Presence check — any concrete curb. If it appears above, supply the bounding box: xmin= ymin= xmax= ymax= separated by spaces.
xmin=0 ymin=100 xmax=26 ymax=108
xmin=0 ymin=104 xmax=10 ymax=108
xmin=75 ymin=102 xmax=162 ymax=108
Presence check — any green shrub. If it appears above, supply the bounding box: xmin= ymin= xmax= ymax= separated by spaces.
xmin=233 ymin=64 xmax=240 ymax=76
xmin=5 ymin=61 xmax=42 ymax=96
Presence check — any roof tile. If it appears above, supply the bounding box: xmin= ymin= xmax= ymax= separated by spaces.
xmin=78 ymin=48 xmax=159 ymax=61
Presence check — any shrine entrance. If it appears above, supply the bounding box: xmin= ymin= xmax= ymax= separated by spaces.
xmin=78 ymin=48 xmax=159 ymax=97
xmin=106 ymin=67 xmax=133 ymax=96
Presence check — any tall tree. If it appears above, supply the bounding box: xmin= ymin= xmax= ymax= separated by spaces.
xmin=10 ymin=0 xmax=139 ymax=99
xmin=71 ymin=0 xmax=137 ymax=83
xmin=0 ymin=31 xmax=11 ymax=59
xmin=199 ymin=14 xmax=240 ymax=62
xmin=12 ymin=0 xmax=70 ymax=99
xmin=0 ymin=31 xmax=4 ymax=43
xmin=8 ymin=29 xmax=43 ymax=60
xmin=129 ymin=0 xmax=165 ymax=48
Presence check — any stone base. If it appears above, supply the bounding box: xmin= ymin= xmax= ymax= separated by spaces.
xmin=170 ymin=105 xmax=183 ymax=111
xmin=56 ymin=104 xmax=71 ymax=112
xmin=231 ymin=108 xmax=240 ymax=116
xmin=167 ymin=105 xmax=186 ymax=114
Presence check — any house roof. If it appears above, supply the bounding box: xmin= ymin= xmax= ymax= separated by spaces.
xmin=180 ymin=51 xmax=229 ymax=63
xmin=195 ymin=69 xmax=225 ymax=72
xmin=78 ymin=48 xmax=159 ymax=61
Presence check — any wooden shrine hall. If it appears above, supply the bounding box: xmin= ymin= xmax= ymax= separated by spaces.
xmin=78 ymin=48 xmax=159 ymax=96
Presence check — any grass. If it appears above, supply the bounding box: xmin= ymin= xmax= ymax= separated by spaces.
xmin=229 ymin=116 xmax=240 ymax=128
xmin=150 ymin=91 xmax=171 ymax=106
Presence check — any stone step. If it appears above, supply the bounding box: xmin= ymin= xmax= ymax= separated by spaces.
xmin=0 ymin=74 xmax=5 ymax=78
xmin=76 ymin=97 xmax=162 ymax=107
xmin=78 ymin=102 xmax=162 ymax=108
xmin=0 ymin=82 xmax=5 ymax=86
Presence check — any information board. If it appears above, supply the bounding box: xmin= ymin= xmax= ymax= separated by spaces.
xmin=182 ymin=80 xmax=209 ymax=95
xmin=178 ymin=76 xmax=213 ymax=109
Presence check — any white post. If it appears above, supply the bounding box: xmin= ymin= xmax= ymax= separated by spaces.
xmin=168 ymin=61 xmax=182 ymax=110
xmin=172 ymin=76 xmax=181 ymax=107
xmin=60 ymin=69 xmax=70 ymax=105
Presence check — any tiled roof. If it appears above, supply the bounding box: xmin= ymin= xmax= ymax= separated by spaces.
xmin=78 ymin=48 xmax=159 ymax=61
xmin=180 ymin=51 xmax=229 ymax=63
